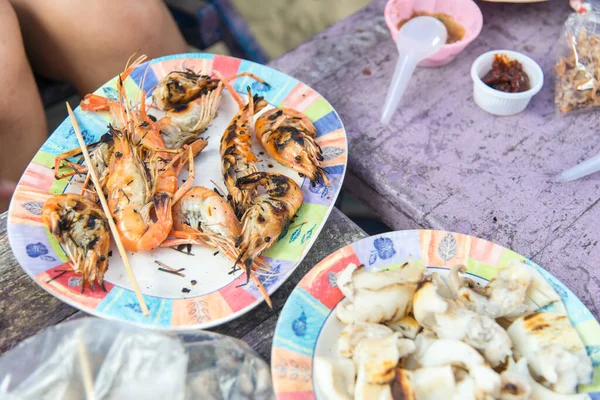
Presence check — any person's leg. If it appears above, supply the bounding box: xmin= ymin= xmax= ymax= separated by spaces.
xmin=0 ymin=0 xmax=48 ymax=211
xmin=10 ymin=0 xmax=189 ymax=95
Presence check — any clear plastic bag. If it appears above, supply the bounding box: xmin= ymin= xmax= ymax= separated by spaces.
xmin=555 ymin=4 xmax=600 ymax=113
xmin=0 ymin=318 xmax=274 ymax=400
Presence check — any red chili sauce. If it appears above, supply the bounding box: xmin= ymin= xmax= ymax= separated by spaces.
xmin=482 ymin=54 xmax=531 ymax=93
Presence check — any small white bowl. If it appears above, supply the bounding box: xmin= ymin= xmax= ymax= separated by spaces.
xmin=470 ymin=50 xmax=544 ymax=116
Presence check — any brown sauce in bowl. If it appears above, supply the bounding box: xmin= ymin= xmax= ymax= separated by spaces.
xmin=482 ymin=54 xmax=531 ymax=93
xmin=397 ymin=11 xmax=466 ymax=44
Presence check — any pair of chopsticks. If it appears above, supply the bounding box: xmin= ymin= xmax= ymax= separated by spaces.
xmin=67 ymin=103 xmax=149 ymax=317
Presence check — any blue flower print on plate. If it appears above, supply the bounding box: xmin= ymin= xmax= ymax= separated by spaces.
xmin=369 ymin=237 xmax=396 ymax=265
xmin=26 ymin=242 xmax=48 ymax=258
xmin=351 ymin=231 xmax=422 ymax=271
xmin=26 ymin=243 xmax=57 ymax=262
xmin=292 ymin=309 xmax=307 ymax=336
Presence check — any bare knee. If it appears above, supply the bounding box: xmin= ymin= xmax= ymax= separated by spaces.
xmin=12 ymin=0 xmax=188 ymax=93
xmin=0 ymin=0 xmax=27 ymax=80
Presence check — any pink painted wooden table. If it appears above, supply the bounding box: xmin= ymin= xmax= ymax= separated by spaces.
xmin=270 ymin=0 xmax=600 ymax=319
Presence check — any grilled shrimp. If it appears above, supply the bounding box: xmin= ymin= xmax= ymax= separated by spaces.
xmin=220 ymin=89 xmax=268 ymax=217
xmin=155 ymin=70 xmax=269 ymax=150
xmin=234 ymin=172 xmax=303 ymax=283
xmin=153 ymin=70 xmax=268 ymax=110
xmin=157 ymin=85 xmax=224 ymax=149
xmin=42 ymin=194 xmax=110 ymax=292
xmin=104 ymin=126 xmax=173 ymax=252
xmin=53 ymin=133 xmax=115 ymax=193
xmin=160 ymin=175 xmax=274 ymax=307
xmin=161 ymin=186 xmax=241 ymax=256
xmin=255 ymin=108 xmax=329 ymax=186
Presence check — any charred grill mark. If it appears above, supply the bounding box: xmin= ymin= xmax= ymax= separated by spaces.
xmin=58 ymin=216 xmax=70 ymax=232
xmin=86 ymin=214 xmax=98 ymax=229
xmin=120 ymin=189 xmax=131 ymax=203
xmin=87 ymin=235 xmax=99 ymax=249
xmin=532 ymin=323 xmax=550 ymax=331
xmin=523 ymin=313 xmax=539 ymax=321
xmin=173 ymin=103 xmax=189 ymax=113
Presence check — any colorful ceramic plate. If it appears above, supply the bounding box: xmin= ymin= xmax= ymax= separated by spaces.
xmin=7 ymin=53 xmax=347 ymax=330
xmin=271 ymin=230 xmax=600 ymax=398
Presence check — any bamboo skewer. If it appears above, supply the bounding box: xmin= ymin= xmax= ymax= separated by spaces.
xmin=77 ymin=330 xmax=95 ymax=400
xmin=66 ymin=102 xmax=149 ymax=316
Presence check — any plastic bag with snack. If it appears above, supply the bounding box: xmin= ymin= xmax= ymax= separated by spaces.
xmin=555 ymin=4 xmax=600 ymax=113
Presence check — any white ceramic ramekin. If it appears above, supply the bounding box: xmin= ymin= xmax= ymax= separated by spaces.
xmin=470 ymin=50 xmax=544 ymax=116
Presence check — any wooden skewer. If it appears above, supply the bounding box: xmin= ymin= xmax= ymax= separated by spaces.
xmin=77 ymin=331 xmax=96 ymax=400
xmin=66 ymin=102 xmax=149 ymax=317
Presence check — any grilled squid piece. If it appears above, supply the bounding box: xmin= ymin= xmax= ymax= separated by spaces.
xmin=413 ymin=281 xmax=513 ymax=367
xmin=42 ymin=194 xmax=110 ymax=291
xmin=255 ymin=108 xmax=329 ymax=186
xmin=335 ymin=263 xmax=425 ymax=325
xmin=507 ymin=358 xmax=591 ymax=400
xmin=508 ymin=312 xmax=593 ymax=394
xmin=313 ymin=356 xmax=356 ymax=400
xmin=449 ymin=261 xmax=560 ymax=319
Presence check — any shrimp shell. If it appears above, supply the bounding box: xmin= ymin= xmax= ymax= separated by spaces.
xmin=220 ymin=90 xmax=268 ymax=217
xmin=234 ymin=172 xmax=303 ymax=282
xmin=255 ymin=108 xmax=329 ymax=186
xmin=42 ymin=194 xmax=110 ymax=291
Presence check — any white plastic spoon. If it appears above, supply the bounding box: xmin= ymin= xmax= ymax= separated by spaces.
xmin=556 ymin=153 xmax=600 ymax=182
xmin=381 ymin=16 xmax=448 ymax=125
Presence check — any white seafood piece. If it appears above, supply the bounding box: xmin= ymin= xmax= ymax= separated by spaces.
xmin=508 ymin=312 xmax=593 ymax=394
xmin=313 ymin=356 xmax=356 ymax=400
xmin=355 ymin=373 xmax=392 ymax=400
xmin=430 ymin=272 xmax=454 ymax=299
xmin=419 ymin=339 xmax=485 ymax=369
xmin=338 ymin=322 xmax=393 ymax=358
xmin=453 ymin=376 xmax=476 ymax=400
xmin=449 ymin=261 xmax=561 ymax=320
xmin=509 ymin=358 xmax=591 ymax=400
xmin=413 ymin=281 xmax=512 ymax=367
xmin=403 ymin=330 xmax=437 ymax=371
xmin=337 ymin=263 xmax=360 ymax=300
xmin=418 ymin=339 xmax=501 ymax=398
xmin=449 ymin=263 xmax=531 ymax=319
xmin=336 ymin=283 xmax=417 ymax=324
xmin=393 ymin=366 xmax=456 ymax=400
xmin=353 ymin=333 xmax=415 ymax=385
xmin=509 ymin=260 xmax=561 ymax=316
xmin=337 ymin=263 xmax=425 ymax=300
xmin=387 ymin=315 xmax=422 ymax=339
xmin=499 ymin=369 xmax=532 ymax=400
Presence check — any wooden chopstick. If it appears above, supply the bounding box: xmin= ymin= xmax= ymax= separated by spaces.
xmin=66 ymin=102 xmax=149 ymax=317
